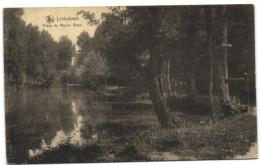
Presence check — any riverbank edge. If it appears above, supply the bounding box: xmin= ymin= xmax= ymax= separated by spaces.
xmin=25 ymin=114 xmax=257 ymax=163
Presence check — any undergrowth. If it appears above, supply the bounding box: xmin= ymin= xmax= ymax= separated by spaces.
xmin=27 ymin=114 xmax=257 ymax=163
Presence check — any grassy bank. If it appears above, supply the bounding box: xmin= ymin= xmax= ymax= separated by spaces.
xmin=28 ymin=114 xmax=257 ymax=163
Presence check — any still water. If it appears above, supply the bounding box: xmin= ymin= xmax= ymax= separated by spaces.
xmin=5 ymin=88 xmax=158 ymax=162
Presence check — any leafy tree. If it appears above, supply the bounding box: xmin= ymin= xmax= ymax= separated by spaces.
xmin=56 ymin=36 xmax=73 ymax=71
xmin=40 ymin=30 xmax=58 ymax=72
xmin=25 ymin=24 xmax=42 ymax=84
xmin=76 ymin=31 xmax=92 ymax=65
xmin=86 ymin=7 xmax=179 ymax=127
xmin=75 ymin=51 xmax=109 ymax=88
xmin=39 ymin=30 xmax=58 ymax=87
xmin=4 ymin=8 xmax=27 ymax=86
xmin=127 ymin=7 xmax=180 ymax=127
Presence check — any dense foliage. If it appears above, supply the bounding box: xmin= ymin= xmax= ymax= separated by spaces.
xmin=4 ymin=9 xmax=75 ymax=87
xmin=4 ymin=6 xmax=255 ymax=125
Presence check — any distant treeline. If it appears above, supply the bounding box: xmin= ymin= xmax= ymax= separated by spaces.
xmin=4 ymin=9 xmax=110 ymax=88
xmin=4 ymin=9 xmax=73 ymax=87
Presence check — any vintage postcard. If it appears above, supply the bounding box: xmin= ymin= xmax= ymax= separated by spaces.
xmin=4 ymin=5 xmax=257 ymax=163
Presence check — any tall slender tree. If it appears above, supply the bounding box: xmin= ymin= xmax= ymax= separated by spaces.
xmin=4 ymin=8 xmax=27 ymax=86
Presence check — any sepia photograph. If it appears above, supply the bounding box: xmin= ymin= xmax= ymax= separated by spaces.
xmin=3 ymin=4 xmax=257 ymax=164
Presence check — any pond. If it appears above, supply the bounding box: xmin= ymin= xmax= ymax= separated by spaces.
xmin=5 ymin=88 xmax=159 ymax=163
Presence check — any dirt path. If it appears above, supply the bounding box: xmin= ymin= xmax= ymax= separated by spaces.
xmin=249 ymin=106 xmax=257 ymax=116
xmin=234 ymin=142 xmax=258 ymax=159
xmin=148 ymin=152 xmax=196 ymax=161
xmin=234 ymin=106 xmax=257 ymax=159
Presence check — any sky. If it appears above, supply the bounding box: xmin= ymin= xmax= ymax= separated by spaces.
xmin=22 ymin=7 xmax=109 ymax=47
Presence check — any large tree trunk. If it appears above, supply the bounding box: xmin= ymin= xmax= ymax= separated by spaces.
xmin=214 ymin=6 xmax=237 ymax=115
xmin=213 ymin=6 xmax=238 ymax=115
xmin=222 ymin=6 xmax=229 ymax=94
xmin=146 ymin=46 xmax=177 ymax=128
xmin=214 ymin=54 xmax=236 ymax=115
xmin=166 ymin=59 xmax=172 ymax=96
xmin=205 ymin=7 xmax=215 ymax=117
xmin=204 ymin=6 xmax=237 ymax=116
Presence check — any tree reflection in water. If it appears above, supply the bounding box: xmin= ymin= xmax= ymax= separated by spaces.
xmin=6 ymin=88 xmax=157 ymax=162
xmin=29 ymin=100 xmax=87 ymax=157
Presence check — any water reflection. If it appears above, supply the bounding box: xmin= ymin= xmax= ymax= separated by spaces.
xmin=71 ymin=100 xmax=77 ymax=114
xmin=29 ymin=130 xmax=67 ymax=157
xmin=6 ymin=88 xmax=158 ymax=162
xmin=29 ymin=100 xmax=86 ymax=157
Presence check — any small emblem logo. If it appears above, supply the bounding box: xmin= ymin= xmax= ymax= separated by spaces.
xmin=46 ymin=15 xmax=55 ymax=24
